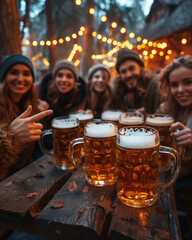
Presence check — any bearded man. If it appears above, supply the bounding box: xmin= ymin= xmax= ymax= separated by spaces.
xmin=112 ymin=48 xmax=162 ymax=115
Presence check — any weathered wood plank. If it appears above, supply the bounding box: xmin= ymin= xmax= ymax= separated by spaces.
xmin=0 ymin=155 xmax=73 ymax=222
xmin=108 ymin=187 xmax=182 ymax=240
xmin=35 ymin=170 xmax=117 ymax=240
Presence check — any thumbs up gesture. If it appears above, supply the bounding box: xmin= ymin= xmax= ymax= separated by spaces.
xmin=10 ymin=105 xmax=53 ymax=144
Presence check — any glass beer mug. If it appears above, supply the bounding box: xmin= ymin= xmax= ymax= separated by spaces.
xmin=116 ymin=126 xmax=180 ymax=208
xmin=70 ymin=121 xmax=117 ymax=187
xmin=39 ymin=116 xmax=80 ymax=170
xmin=146 ymin=114 xmax=174 ymax=170
xmin=69 ymin=111 xmax=94 ymax=137
xmin=119 ymin=111 xmax=144 ymax=128
xmin=101 ymin=109 xmax=123 ymax=126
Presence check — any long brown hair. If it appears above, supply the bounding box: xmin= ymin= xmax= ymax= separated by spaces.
xmin=86 ymin=69 xmax=112 ymax=116
xmin=159 ymin=56 xmax=192 ymax=124
xmin=0 ymin=81 xmax=39 ymax=124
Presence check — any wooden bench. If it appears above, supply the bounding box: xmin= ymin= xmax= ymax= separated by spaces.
xmin=0 ymin=154 xmax=182 ymax=240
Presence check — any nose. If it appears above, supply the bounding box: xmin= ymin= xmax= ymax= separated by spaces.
xmin=17 ymin=73 xmax=24 ymax=81
xmin=177 ymin=84 xmax=184 ymax=93
xmin=125 ymin=70 xmax=132 ymax=79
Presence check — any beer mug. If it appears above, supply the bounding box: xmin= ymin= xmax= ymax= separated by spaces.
xmin=70 ymin=121 xmax=117 ymax=187
xmin=116 ymin=126 xmax=180 ymax=208
xmin=101 ymin=109 xmax=123 ymax=126
xmin=69 ymin=111 xmax=94 ymax=137
xmin=119 ymin=111 xmax=144 ymax=128
xmin=40 ymin=116 xmax=80 ymax=170
xmin=146 ymin=114 xmax=174 ymax=170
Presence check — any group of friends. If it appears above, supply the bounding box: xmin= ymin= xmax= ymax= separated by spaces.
xmin=0 ymin=48 xmax=192 ymax=237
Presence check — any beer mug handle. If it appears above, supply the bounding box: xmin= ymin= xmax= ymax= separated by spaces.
xmin=158 ymin=146 xmax=181 ymax=190
xmin=39 ymin=129 xmax=54 ymax=157
xmin=69 ymin=137 xmax=86 ymax=173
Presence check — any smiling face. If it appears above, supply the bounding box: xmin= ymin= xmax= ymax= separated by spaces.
xmin=5 ymin=64 xmax=33 ymax=102
xmin=169 ymin=66 xmax=192 ymax=108
xmin=91 ymin=70 xmax=109 ymax=93
xmin=118 ymin=60 xmax=141 ymax=90
xmin=55 ymin=69 xmax=76 ymax=94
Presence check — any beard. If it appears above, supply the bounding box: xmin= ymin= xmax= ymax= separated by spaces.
xmin=123 ymin=74 xmax=139 ymax=92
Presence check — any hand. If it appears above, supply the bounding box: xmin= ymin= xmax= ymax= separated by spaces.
xmin=169 ymin=122 xmax=192 ymax=147
xmin=10 ymin=105 xmax=53 ymax=144
xmin=37 ymin=99 xmax=49 ymax=112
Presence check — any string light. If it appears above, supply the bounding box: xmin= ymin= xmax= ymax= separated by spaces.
xmin=111 ymin=22 xmax=117 ymax=28
xmin=181 ymin=38 xmax=187 ymax=44
xmin=59 ymin=38 xmax=64 ymax=44
xmin=89 ymin=8 xmax=95 ymax=14
xmin=129 ymin=32 xmax=135 ymax=38
xmin=101 ymin=16 xmax=107 ymax=22
xmin=75 ymin=0 xmax=81 ymax=5
xmin=120 ymin=27 xmax=126 ymax=33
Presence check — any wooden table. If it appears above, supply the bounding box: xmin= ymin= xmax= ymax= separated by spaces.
xmin=0 ymin=154 xmax=182 ymax=240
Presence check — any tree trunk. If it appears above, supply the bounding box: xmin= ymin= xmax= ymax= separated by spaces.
xmin=0 ymin=0 xmax=21 ymax=62
xmin=45 ymin=0 xmax=56 ymax=71
xmin=81 ymin=0 xmax=94 ymax=77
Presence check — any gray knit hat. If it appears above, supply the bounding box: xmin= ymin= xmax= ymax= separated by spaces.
xmin=116 ymin=48 xmax=144 ymax=73
xmin=0 ymin=54 xmax=35 ymax=82
xmin=88 ymin=64 xmax=110 ymax=81
xmin=53 ymin=60 xmax=78 ymax=81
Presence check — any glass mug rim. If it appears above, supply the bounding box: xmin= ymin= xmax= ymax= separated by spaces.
xmin=119 ymin=112 xmax=144 ymax=125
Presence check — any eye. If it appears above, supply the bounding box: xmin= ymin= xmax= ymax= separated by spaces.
xmin=184 ymin=80 xmax=192 ymax=86
xmin=57 ymin=73 xmax=63 ymax=78
xmin=66 ymin=74 xmax=73 ymax=79
xmin=23 ymin=71 xmax=31 ymax=77
xmin=170 ymin=82 xmax=178 ymax=88
xmin=9 ymin=70 xmax=18 ymax=75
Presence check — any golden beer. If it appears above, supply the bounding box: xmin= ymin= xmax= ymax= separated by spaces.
xmin=69 ymin=112 xmax=94 ymax=137
xmin=52 ymin=117 xmax=80 ymax=169
xmin=146 ymin=114 xmax=174 ymax=170
xmin=70 ymin=121 xmax=117 ymax=186
xmin=117 ymin=127 xmax=160 ymax=207
xmin=119 ymin=111 xmax=144 ymax=128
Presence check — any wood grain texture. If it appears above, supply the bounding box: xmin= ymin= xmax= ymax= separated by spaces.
xmin=108 ymin=187 xmax=182 ymax=240
xmin=35 ymin=170 xmax=117 ymax=240
xmin=0 ymin=155 xmax=73 ymax=220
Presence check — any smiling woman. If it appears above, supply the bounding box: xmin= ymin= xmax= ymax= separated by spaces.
xmin=0 ymin=54 xmax=53 ymax=180
xmin=43 ymin=60 xmax=87 ymax=129
xmin=84 ymin=64 xmax=113 ymax=119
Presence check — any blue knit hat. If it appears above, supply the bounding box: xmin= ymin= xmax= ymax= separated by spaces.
xmin=0 ymin=54 xmax=35 ymax=82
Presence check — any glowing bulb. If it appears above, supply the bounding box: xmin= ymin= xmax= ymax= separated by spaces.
xmin=120 ymin=27 xmax=126 ymax=33
xmin=111 ymin=22 xmax=117 ymax=28
xmin=89 ymin=8 xmax=95 ymax=14
xmin=101 ymin=16 xmax=107 ymax=22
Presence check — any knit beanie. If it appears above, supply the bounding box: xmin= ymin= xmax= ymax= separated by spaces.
xmin=88 ymin=64 xmax=110 ymax=81
xmin=53 ymin=60 xmax=78 ymax=81
xmin=116 ymin=48 xmax=144 ymax=73
xmin=0 ymin=54 xmax=35 ymax=82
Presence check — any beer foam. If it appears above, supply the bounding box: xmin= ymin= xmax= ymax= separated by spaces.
xmin=146 ymin=116 xmax=174 ymax=127
xmin=52 ymin=119 xmax=79 ymax=129
xmin=120 ymin=116 xmax=144 ymax=125
xmin=69 ymin=112 xmax=93 ymax=120
xmin=85 ymin=122 xmax=116 ymax=137
xmin=118 ymin=128 xmax=158 ymax=149
xmin=101 ymin=110 xmax=122 ymax=121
